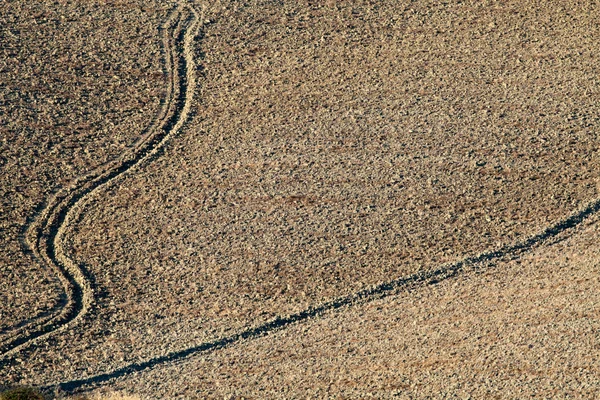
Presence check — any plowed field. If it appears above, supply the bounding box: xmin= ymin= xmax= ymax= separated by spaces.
xmin=2 ymin=0 xmax=600 ymax=398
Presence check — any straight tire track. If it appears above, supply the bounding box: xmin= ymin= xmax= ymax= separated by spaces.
xmin=51 ymin=191 xmax=600 ymax=393
xmin=4 ymin=1 xmax=599 ymax=394
xmin=0 ymin=4 xmax=201 ymax=362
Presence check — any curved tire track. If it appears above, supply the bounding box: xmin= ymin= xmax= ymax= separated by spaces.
xmin=4 ymin=0 xmax=600 ymax=394
xmin=0 ymin=4 xmax=201 ymax=361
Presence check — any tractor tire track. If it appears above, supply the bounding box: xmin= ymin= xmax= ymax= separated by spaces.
xmin=4 ymin=1 xmax=599 ymax=394
xmin=50 ymin=194 xmax=600 ymax=393
xmin=0 ymin=4 xmax=201 ymax=361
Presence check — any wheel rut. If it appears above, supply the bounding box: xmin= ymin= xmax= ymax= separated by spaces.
xmin=3 ymin=0 xmax=600 ymax=394
xmin=0 ymin=4 xmax=201 ymax=362
xmin=50 ymin=190 xmax=600 ymax=393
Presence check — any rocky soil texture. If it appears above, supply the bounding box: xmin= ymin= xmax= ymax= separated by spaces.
xmin=1 ymin=0 xmax=599 ymax=398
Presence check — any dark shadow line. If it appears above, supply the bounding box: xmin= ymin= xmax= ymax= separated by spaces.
xmin=50 ymin=197 xmax=600 ymax=393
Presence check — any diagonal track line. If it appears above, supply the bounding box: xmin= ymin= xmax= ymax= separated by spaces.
xmin=50 ymin=195 xmax=600 ymax=393
xmin=4 ymin=1 xmax=600 ymax=395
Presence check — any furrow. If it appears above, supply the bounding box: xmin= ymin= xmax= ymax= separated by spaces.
xmin=0 ymin=4 xmax=200 ymax=363
xmin=50 ymin=194 xmax=600 ymax=393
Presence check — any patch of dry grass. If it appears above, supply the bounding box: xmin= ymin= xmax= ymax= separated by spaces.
xmin=72 ymin=393 xmax=140 ymax=400
xmin=74 ymin=393 xmax=140 ymax=400
xmin=0 ymin=387 xmax=44 ymax=400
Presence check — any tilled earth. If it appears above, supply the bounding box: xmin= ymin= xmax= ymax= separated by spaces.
xmin=86 ymin=207 xmax=600 ymax=399
xmin=0 ymin=0 xmax=170 ymax=335
xmin=2 ymin=0 xmax=600 ymax=398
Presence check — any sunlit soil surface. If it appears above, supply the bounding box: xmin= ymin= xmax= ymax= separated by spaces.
xmin=2 ymin=0 xmax=600 ymax=396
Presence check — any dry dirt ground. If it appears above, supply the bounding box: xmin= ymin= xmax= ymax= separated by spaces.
xmin=0 ymin=0 xmax=169 ymax=335
xmin=1 ymin=0 xmax=600 ymax=398
xmin=88 ymin=207 xmax=600 ymax=398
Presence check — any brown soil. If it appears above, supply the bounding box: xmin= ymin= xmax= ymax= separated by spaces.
xmin=91 ymin=211 xmax=600 ymax=399
xmin=0 ymin=0 xmax=170 ymax=335
xmin=2 ymin=0 xmax=600 ymax=398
